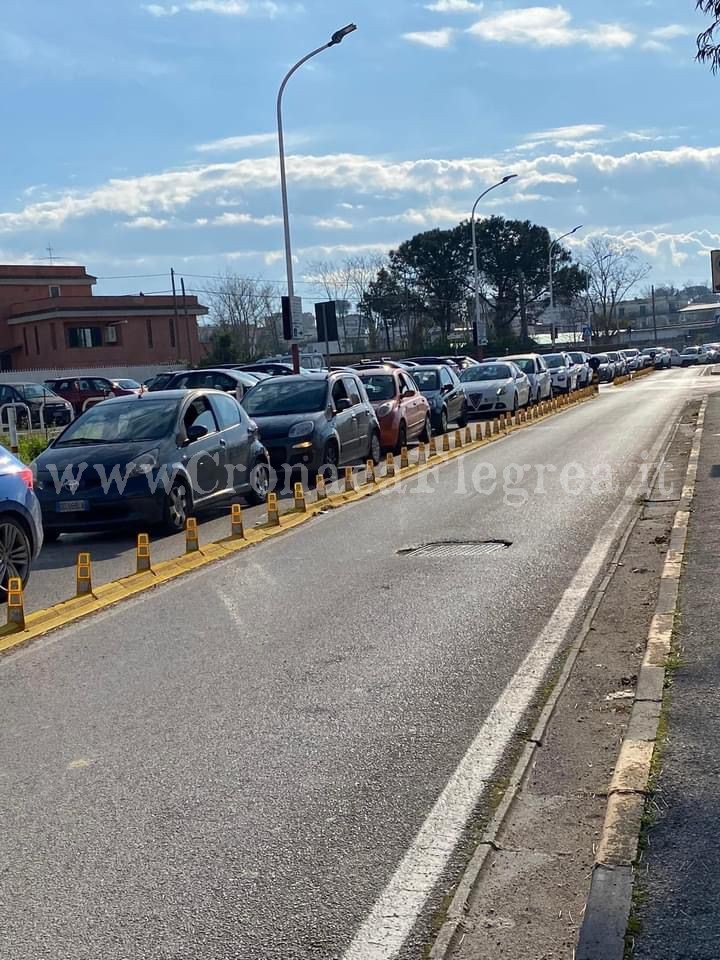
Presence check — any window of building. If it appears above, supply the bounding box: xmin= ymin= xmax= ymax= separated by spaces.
xmin=105 ymin=326 xmax=119 ymax=345
xmin=67 ymin=326 xmax=103 ymax=349
xmin=639 ymin=305 xmax=647 ymax=317
xmin=169 ymin=318 xmax=176 ymax=349
xmin=49 ymin=285 xmax=61 ymax=299
xmin=618 ymin=307 xmax=625 ymax=319
xmin=146 ymin=319 xmax=153 ymax=348
xmin=50 ymin=323 xmax=57 ymax=351
xmin=34 ymin=326 xmax=40 ymax=355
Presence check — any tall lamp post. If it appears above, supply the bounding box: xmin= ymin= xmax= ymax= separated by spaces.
xmin=277 ymin=24 xmax=357 ymax=373
xmin=549 ymin=224 xmax=583 ymax=345
xmin=471 ymin=174 xmax=517 ymax=353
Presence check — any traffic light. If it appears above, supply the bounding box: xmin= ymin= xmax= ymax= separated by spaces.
xmin=711 ymin=250 xmax=720 ymax=294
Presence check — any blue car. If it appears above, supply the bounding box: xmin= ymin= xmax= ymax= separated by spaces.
xmin=0 ymin=449 xmax=43 ymax=591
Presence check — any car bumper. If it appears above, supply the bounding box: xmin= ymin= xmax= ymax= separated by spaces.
xmin=264 ymin=440 xmax=323 ymax=475
xmin=463 ymin=393 xmax=514 ymax=416
xmin=37 ymin=488 xmax=166 ymax=533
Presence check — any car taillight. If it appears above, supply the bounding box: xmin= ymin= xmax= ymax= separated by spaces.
xmin=18 ymin=468 xmax=33 ymax=489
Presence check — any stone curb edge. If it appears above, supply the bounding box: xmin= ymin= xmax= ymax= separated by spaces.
xmin=575 ymin=396 xmax=707 ymax=960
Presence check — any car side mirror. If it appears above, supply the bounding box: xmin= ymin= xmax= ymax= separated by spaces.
xmin=335 ymin=397 xmax=352 ymax=413
xmin=185 ymin=423 xmax=209 ymax=444
xmin=441 ymin=383 xmax=453 ymax=394
xmin=401 ymin=389 xmax=415 ymax=399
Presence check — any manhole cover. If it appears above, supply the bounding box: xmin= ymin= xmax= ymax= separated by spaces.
xmin=400 ymin=540 xmax=511 ymax=559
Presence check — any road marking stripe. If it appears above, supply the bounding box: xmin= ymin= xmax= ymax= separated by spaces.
xmin=341 ymin=412 xmax=680 ymax=960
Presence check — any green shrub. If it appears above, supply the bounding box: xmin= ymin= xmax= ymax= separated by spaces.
xmin=0 ymin=434 xmax=51 ymax=464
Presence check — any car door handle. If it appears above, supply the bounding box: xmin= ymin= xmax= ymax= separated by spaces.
xmin=219 ymin=439 xmax=227 ymax=447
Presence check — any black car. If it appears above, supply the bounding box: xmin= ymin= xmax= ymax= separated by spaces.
xmin=242 ymin=371 xmax=381 ymax=478
xmin=410 ymin=365 xmax=467 ymax=434
xmin=236 ymin=363 xmax=297 ymax=377
xmin=0 ymin=382 xmax=72 ymax=429
xmin=33 ymin=389 xmax=270 ymax=539
xmin=405 ymin=356 xmax=460 ymax=370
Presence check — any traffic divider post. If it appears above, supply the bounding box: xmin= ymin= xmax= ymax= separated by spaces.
xmin=366 ymin=460 xmax=376 ymax=484
xmin=429 ymin=437 xmax=437 ymax=458
xmin=455 ymin=429 xmax=464 ymax=449
xmin=294 ymin=483 xmax=307 ymax=512
xmin=230 ymin=503 xmax=245 ymax=538
xmin=418 ymin=443 xmax=427 ymax=465
xmin=267 ymin=493 xmax=281 ymax=526
xmin=185 ymin=517 xmax=200 ymax=551
xmin=344 ymin=466 xmax=355 ymax=493
xmin=442 ymin=433 xmax=450 ymax=452
xmin=386 ymin=453 xmax=396 ymax=478
xmin=76 ymin=552 xmax=93 ymax=597
xmin=137 ymin=533 xmax=152 ymax=572
xmin=401 ymin=446 xmax=409 ymax=469
xmin=465 ymin=426 xmax=473 ymax=444
xmin=6 ymin=577 xmax=24 ymax=630
xmin=316 ymin=474 xmax=328 ymax=499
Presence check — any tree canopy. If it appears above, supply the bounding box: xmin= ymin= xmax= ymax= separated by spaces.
xmin=697 ymin=1 xmax=720 ymax=71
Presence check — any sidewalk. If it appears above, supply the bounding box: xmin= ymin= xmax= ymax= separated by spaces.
xmin=632 ymin=391 xmax=720 ymax=959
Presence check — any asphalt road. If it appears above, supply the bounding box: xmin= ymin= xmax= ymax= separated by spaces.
xmin=0 ymin=367 xmax=713 ymax=960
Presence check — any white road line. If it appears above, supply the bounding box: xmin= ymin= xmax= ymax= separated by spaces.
xmin=341 ymin=414 xmax=682 ymax=960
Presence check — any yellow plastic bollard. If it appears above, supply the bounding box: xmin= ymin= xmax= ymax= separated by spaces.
xmin=267 ymin=493 xmax=281 ymax=526
xmin=185 ymin=517 xmax=200 ymax=551
xmin=465 ymin=426 xmax=473 ymax=444
xmin=366 ymin=460 xmax=376 ymax=484
xmin=442 ymin=433 xmax=450 ymax=452
xmin=316 ymin=475 xmax=328 ymax=499
xmin=344 ymin=466 xmax=355 ymax=493
xmin=230 ymin=504 xmax=245 ymax=539
xmin=6 ymin=577 xmax=24 ymax=630
xmin=137 ymin=533 xmax=152 ymax=572
xmin=293 ymin=482 xmax=307 ymax=512
xmin=386 ymin=453 xmax=396 ymax=478
xmin=76 ymin=552 xmax=93 ymax=597
xmin=429 ymin=437 xmax=437 ymax=458
xmin=455 ymin=428 xmax=464 ymax=448
xmin=401 ymin=446 xmax=409 ymax=469
xmin=418 ymin=443 xmax=427 ymax=465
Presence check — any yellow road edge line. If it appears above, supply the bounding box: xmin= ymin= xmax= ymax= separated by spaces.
xmin=0 ymin=390 xmax=599 ymax=656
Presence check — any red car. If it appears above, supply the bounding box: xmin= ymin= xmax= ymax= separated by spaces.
xmin=358 ymin=367 xmax=431 ymax=452
xmin=45 ymin=376 xmax=137 ymax=415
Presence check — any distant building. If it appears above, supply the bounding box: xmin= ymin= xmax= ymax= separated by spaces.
xmin=0 ymin=264 xmax=208 ymax=371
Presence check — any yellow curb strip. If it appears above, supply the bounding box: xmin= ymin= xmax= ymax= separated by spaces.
xmin=0 ymin=390 xmax=597 ymax=655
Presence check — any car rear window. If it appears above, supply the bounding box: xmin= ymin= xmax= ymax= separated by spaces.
xmin=413 ymin=370 xmax=440 ymax=391
xmin=243 ymin=379 xmax=328 ymax=416
xmin=361 ymin=375 xmax=396 ymax=402
xmin=460 ymin=364 xmax=512 ymax=381
xmin=55 ymin=399 xmax=179 ymax=446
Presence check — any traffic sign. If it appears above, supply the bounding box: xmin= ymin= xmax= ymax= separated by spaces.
xmin=712 ymin=250 xmax=720 ymax=294
xmin=281 ymin=295 xmax=304 ymax=341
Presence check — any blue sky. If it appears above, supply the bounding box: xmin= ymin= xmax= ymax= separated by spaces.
xmin=1 ymin=0 xmax=718 ymax=300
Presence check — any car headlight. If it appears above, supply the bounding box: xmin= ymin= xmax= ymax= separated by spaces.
xmin=288 ymin=420 xmax=315 ymax=439
xmin=496 ymin=385 xmax=510 ymax=396
xmin=556 ymin=371 xmax=566 ymax=379
xmin=376 ymin=402 xmax=393 ymax=418
xmin=127 ymin=449 xmax=159 ymax=478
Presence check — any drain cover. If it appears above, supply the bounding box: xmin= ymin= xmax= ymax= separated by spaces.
xmin=400 ymin=540 xmax=511 ymax=559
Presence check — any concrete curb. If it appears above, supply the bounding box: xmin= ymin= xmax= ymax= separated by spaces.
xmin=428 ymin=408 xmax=680 ymax=960
xmin=0 ymin=388 xmax=599 ymax=657
xmin=575 ymin=397 xmax=707 ymax=960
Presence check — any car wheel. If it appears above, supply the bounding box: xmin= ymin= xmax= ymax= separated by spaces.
xmin=163 ymin=481 xmax=190 ymax=534
xmin=320 ymin=440 xmax=340 ymax=480
xmin=535 ymin=388 xmax=542 ymax=405
xmin=0 ymin=517 xmax=32 ymax=593
xmin=246 ymin=459 xmax=270 ymax=506
xmin=439 ymin=408 xmax=449 ymax=434
xmin=395 ymin=421 xmax=408 ymax=454
xmin=419 ymin=415 xmax=432 ymax=444
xmin=369 ymin=431 xmax=382 ymax=466
xmin=512 ymin=393 xmax=519 ymax=413
xmin=457 ymin=405 xmax=467 ymax=428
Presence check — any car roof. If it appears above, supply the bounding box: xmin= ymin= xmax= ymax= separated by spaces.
xmin=98 ymin=389 xmax=210 ymax=404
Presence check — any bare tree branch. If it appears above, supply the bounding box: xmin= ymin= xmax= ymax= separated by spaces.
xmin=697 ymin=1 xmax=720 ymax=72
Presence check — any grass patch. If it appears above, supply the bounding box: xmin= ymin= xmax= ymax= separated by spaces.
xmin=0 ymin=434 xmax=51 ymax=464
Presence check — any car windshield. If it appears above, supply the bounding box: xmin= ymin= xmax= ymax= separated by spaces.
xmin=413 ymin=370 xmax=440 ymax=391
xmin=461 ymin=364 xmax=512 ymax=382
xmin=19 ymin=384 xmax=57 ymax=399
xmin=55 ymin=399 xmax=178 ymax=446
xmin=361 ymin=375 xmax=396 ymax=402
xmin=116 ymin=379 xmax=140 ymax=389
xmin=568 ymin=353 xmax=584 ymax=363
xmin=508 ymin=358 xmax=534 ymax=374
xmin=243 ymin=380 xmax=328 ymax=416
xmin=595 ymin=355 xmax=609 ymax=363
xmin=544 ymin=354 xmax=565 ymax=368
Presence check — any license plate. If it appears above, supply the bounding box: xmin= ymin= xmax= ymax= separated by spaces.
xmin=56 ymin=500 xmax=89 ymax=513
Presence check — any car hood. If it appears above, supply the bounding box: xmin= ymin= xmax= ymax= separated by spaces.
xmin=34 ymin=441 xmax=163 ymax=474
xmin=461 ymin=377 xmax=513 ymax=392
xmin=251 ymin=413 xmax=326 ymax=440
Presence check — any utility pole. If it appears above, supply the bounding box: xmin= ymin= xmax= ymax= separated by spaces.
xmin=170 ymin=268 xmax=181 ymax=362
xmin=181 ymin=276 xmax=193 ymax=366
xmin=652 ymin=284 xmax=658 ymax=345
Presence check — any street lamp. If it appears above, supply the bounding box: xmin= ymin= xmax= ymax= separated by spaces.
xmin=276 ymin=24 xmax=357 ymax=373
xmin=549 ymin=224 xmax=583 ymax=345
xmin=471 ymin=174 xmax=518 ymax=352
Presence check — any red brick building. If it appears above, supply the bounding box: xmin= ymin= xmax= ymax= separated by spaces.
xmin=0 ymin=265 xmax=208 ymax=371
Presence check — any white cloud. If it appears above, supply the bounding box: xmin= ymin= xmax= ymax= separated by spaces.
xmin=651 ymin=24 xmax=693 ymax=40
xmin=144 ymin=0 xmax=292 ymax=17
xmin=144 ymin=3 xmax=181 ymax=15
xmin=196 ymin=132 xmax=277 ymax=153
xmin=402 ymin=28 xmax=454 ymax=48
xmin=313 ymin=217 xmax=353 ymax=229
xmin=425 ymin=0 xmax=482 ymax=12
xmin=526 ymin=123 xmax=605 ymax=143
xmin=467 ymin=6 xmax=635 ymax=49
xmin=213 ymin=212 xmax=281 ymax=226
xmin=123 ymin=215 xmax=170 ymax=229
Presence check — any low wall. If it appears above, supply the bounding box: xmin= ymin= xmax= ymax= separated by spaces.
xmin=0 ymin=364 xmax=177 ymax=385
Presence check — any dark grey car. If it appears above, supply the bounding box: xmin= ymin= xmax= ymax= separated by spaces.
xmin=242 ymin=372 xmax=381 ymax=478
xmin=410 ymin=365 xmax=467 ymax=433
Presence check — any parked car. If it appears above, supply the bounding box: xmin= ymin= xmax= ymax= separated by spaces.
xmin=589 ymin=353 xmax=616 ymax=383
xmin=356 ymin=367 xmax=431 ymax=452
xmin=504 ymin=354 xmax=552 ymax=404
xmin=650 ymin=348 xmax=671 ymax=369
xmin=620 ymin=348 xmax=643 ymax=372
xmin=112 ymin=378 xmax=142 ymax=394
xmin=33 ymin=389 xmax=270 ymax=539
xmin=145 ymin=372 xmax=179 ymax=391
xmin=405 ymin=356 xmax=460 ymax=370
xmin=0 ymin=449 xmax=43 ymax=593
xmin=567 ymin=351 xmax=593 ymax=388
xmin=666 ymin=349 xmax=683 ymax=367
xmin=459 ymin=361 xmax=531 ymax=415
xmin=445 ymin=355 xmax=481 ymax=371
xmin=679 ymin=346 xmax=707 ymax=366
xmin=544 ymin=353 xmax=580 ymax=394
xmin=165 ymin=368 xmax=263 ymax=399
xmin=351 ymin=359 xmax=417 ymax=372
xmin=235 ymin=363 xmax=297 ymax=377
xmin=0 ymin=383 xmax=72 ymax=429
xmin=410 ymin=364 xmax=467 ymax=433
xmin=606 ymin=351 xmax=628 ymax=376
xmin=45 ymin=376 xmax=135 ymax=415
xmin=242 ymin=371 xmax=381 ymax=477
